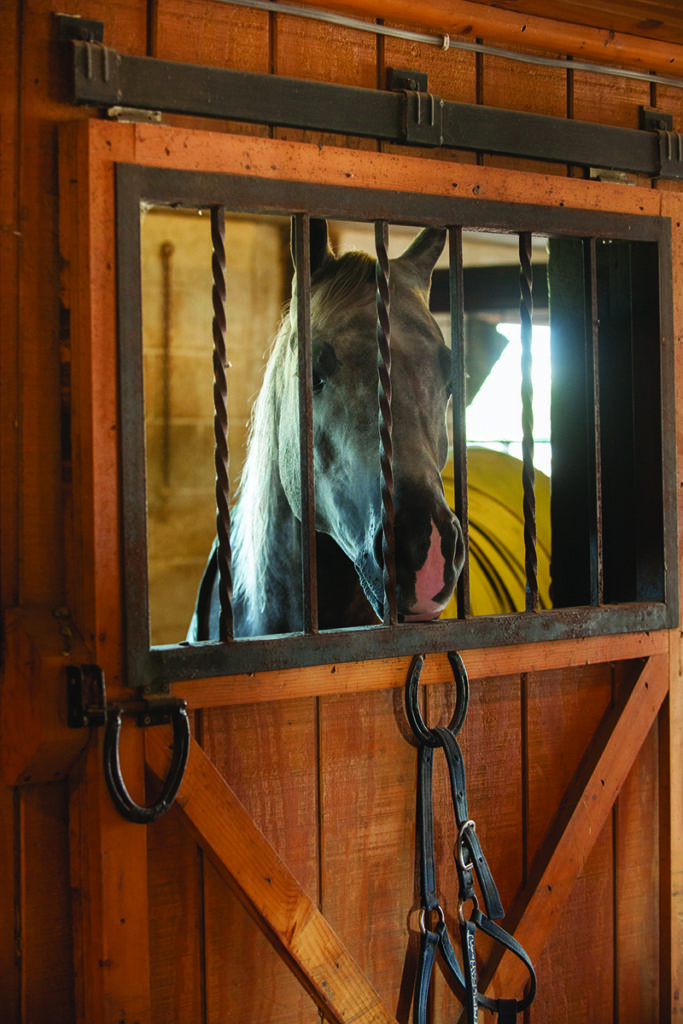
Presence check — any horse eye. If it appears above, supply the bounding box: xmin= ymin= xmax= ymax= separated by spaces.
xmin=311 ymin=341 xmax=338 ymax=394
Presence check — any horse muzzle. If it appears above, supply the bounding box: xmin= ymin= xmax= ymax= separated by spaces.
xmin=401 ymin=513 xmax=464 ymax=621
xmin=367 ymin=507 xmax=465 ymax=622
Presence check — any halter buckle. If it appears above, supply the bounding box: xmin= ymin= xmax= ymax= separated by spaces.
xmin=456 ymin=818 xmax=477 ymax=871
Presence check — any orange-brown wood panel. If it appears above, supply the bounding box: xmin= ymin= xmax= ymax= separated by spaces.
xmin=13 ymin=1 xmax=147 ymax=610
xmin=0 ymin=786 xmax=20 ymax=1022
xmin=0 ymin=0 xmax=20 ymax=611
xmin=19 ymin=783 xmax=75 ymax=1023
xmin=662 ymin=186 xmax=683 ymax=1017
xmin=69 ymin=726 xmax=152 ymax=1024
xmin=319 ymin=687 xmax=418 ymax=1017
xmin=430 ymin=671 xmax=524 ymax=1020
xmin=530 ymin=828 xmax=614 ymax=1023
xmin=150 ymin=0 xmax=270 ymax=67
xmin=523 ymin=663 xmax=615 ymax=1022
xmin=149 ymin=0 xmax=272 ymax=138
xmin=273 ymin=9 xmax=378 ymax=151
xmin=147 ymin=788 xmax=204 ymax=1024
xmin=200 ymin=699 xmax=320 ymax=1022
xmin=571 ymin=69 xmax=653 ymax=186
xmin=479 ymin=48 xmax=568 ymax=176
xmin=614 ymin=721 xmax=660 ymax=1021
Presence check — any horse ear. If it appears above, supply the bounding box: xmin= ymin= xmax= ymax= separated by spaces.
xmin=395 ymin=227 xmax=447 ymax=292
xmin=290 ymin=217 xmax=333 ymax=274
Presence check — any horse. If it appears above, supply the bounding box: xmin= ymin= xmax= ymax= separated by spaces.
xmin=188 ymin=219 xmax=465 ymax=639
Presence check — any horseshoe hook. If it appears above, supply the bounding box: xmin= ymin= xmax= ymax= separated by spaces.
xmin=405 ymin=650 xmax=469 ymax=745
xmin=103 ymin=699 xmax=190 ymax=824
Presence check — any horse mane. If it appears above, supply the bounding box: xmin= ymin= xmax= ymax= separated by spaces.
xmin=231 ymin=249 xmax=376 ymax=619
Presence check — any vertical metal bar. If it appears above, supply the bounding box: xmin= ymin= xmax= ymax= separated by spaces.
xmin=160 ymin=240 xmax=174 ymax=490
xmin=449 ymin=226 xmax=470 ymax=619
xmin=210 ymin=205 xmax=234 ymax=641
xmin=293 ymin=213 xmax=318 ymax=634
xmin=519 ymin=231 xmax=538 ymax=612
xmin=375 ymin=219 xmax=397 ymax=626
xmin=585 ymin=237 xmax=604 ymax=605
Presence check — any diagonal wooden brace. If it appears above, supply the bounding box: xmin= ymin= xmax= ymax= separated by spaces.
xmin=481 ymin=652 xmax=669 ymax=1002
xmin=145 ymin=729 xmax=398 ymax=1024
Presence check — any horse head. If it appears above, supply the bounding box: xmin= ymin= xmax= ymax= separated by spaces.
xmin=277 ymin=219 xmax=465 ymax=624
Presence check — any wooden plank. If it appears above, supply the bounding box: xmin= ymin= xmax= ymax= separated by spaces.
xmin=58 ymin=118 xmax=136 ymax=681
xmin=146 ymin=793 xmax=204 ymax=1024
xmin=69 ymin=726 xmax=152 ymax=1024
xmin=614 ymin=717 xmax=660 ymax=1021
xmin=0 ymin=607 xmax=90 ymax=786
xmin=145 ymin=729 xmax=398 ymax=1024
xmin=481 ymin=653 xmax=669 ymax=1001
xmin=661 ymin=186 xmax=683 ymax=1023
xmin=0 ymin=0 xmax=20 ymax=610
xmin=174 ymin=630 xmax=668 ymax=708
xmin=478 ymin=44 xmax=568 ymax=177
xmin=292 ymin=0 xmax=683 ymax=77
xmin=20 ymin=783 xmax=75 ymax=1023
xmin=273 ymin=6 xmax=377 ymax=151
xmin=0 ymin=786 xmax=19 ymax=1021
xmin=199 ymin=700 xmax=320 ymax=1023
xmin=127 ymin=121 xmax=663 ymax=217
xmin=521 ymin=662 xmax=614 ymax=1023
xmin=319 ymin=689 xmax=419 ymax=1016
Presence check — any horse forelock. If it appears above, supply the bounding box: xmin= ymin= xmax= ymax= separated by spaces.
xmin=308 ymin=250 xmax=375 ymax=326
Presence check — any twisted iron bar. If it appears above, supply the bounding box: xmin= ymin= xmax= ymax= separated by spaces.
xmin=375 ymin=220 xmax=397 ymax=625
xmin=293 ymin=214 xmax=318 ymax=634
xmin=519 ymin=232 xmax=538 ymax=612
xmin=160 ymin=240 xmax=175 ymax=491
xmin=211 ymin=205 xmax=234 ymax=640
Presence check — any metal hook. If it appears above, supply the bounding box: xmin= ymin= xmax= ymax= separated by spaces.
xmin=103 ymin=700 xmax=190 ymax=824
xmin=405 ymin=651 xmax=469 ymax=746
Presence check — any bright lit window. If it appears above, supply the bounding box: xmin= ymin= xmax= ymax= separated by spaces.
xmin=466 ymin=323 xmax=551 ymax=475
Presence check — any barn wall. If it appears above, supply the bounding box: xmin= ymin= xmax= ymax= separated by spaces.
xmin=1 ymin=2 xmax=682 ymax=1022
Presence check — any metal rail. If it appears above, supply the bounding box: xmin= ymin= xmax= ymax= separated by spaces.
xmin=69 ymin=40 xmax=683 ymax=180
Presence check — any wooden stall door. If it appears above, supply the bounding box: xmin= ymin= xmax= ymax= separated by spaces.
xmin=52 ymin=118 xmax=683 ymax=1023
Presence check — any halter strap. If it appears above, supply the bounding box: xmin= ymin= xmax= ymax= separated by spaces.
xmin=406 ymin=653 xmax=536 ymax=1024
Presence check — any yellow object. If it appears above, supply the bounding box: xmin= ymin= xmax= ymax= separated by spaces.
xmin=442 ymin=447 xmax=551 ymax=617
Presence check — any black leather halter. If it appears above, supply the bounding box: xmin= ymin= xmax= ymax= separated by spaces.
xmin=405 ymin=653 xmax=536 ymax=1024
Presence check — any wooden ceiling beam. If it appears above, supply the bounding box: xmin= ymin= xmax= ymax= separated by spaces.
xmin=293 ymin=0 xmax=683 ymax=81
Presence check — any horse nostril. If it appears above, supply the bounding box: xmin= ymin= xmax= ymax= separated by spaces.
xmin=373 ymin=526 xmax=385 ymax=568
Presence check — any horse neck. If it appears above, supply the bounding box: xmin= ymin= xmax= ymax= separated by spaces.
xmin=231 ymin=476 xmax=304 ymax=637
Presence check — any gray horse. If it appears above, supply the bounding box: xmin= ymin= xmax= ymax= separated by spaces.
xmin=189 ymin=220 xmax=465 ymax=639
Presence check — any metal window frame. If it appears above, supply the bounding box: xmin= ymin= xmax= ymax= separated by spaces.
xmin=116 ymin=163 xmax=678 ymax=692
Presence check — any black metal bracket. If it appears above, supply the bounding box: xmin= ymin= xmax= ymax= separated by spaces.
xmin=56 ymin=12 xmax=104 ymax=44
xmin=66 ymin=663 xmax=107 ymax=729
xmin=66 ymin=663 xmax=189 ymax=824
xmin=389 ymin=68 xmax=444 ymax=147
xmin=66 ymin=663 xmax=183 ymax=729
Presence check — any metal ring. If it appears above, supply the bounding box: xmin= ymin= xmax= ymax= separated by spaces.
xmin=419 ymin=904 xmax=446 ymax=935
xmin=458 ymin=893 xmax=479 ymax=926
xmin=103 ymin=701 xmax=190 ymax=824
xmin=404 ymin=651 xmax=470 ymax=746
